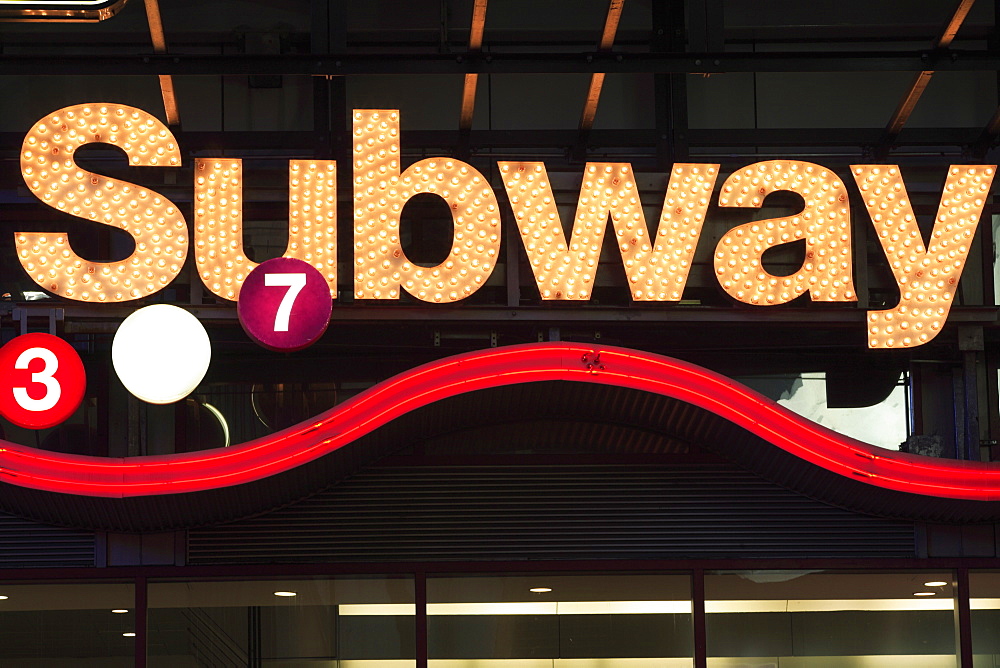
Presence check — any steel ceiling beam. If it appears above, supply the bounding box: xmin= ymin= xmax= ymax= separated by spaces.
xmin=16 ymin=300 xmax=987 ymax=327
xmin=7 ymin=25 xmax=990 ymax=49
xmin=459 ymin=0 xmax=488 ymax=131
xmin=580 ymin=0 xmax=625 ymax=132
xmin=0 ymin=49 xmax=995 ymax=76
xmin=881 ymin=0 xmax=976 ymax=146
xmin=0 ymin=127 xmax=988 ymax=156
xmin=142 ymin=0 xmax=179 ymax=125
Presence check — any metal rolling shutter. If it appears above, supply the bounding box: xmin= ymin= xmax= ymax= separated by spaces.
xmin=188 ymin=463 xmax=915 ymax=564
xmin=0 ymin=512 xmax=95 ymax=567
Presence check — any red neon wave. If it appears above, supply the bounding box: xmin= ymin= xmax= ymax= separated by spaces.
xmin=0 ymin=342 xmax=998 ymax=500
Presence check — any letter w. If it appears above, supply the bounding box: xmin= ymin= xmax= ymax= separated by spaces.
xmin=500 ymin=162 xmax=718 ymax=301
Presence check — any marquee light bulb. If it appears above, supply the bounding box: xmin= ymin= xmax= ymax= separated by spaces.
xmin=352 ymin=109 xmax=500 ymax=302
xmin=500 ymin=162 xmax=718 ymax=301
xmin=18 ymin=103 xmax=188 ymax=302
xmin=194 ymin=159 xmax=337 ymax=300
xmin=714 ymin=160 xmax=856 ymax=305
xmin=852 ymin=164 xmax=995 ymax=349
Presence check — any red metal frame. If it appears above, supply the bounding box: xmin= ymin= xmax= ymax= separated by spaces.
xmin=0 ymin=342 xmax=998 ymax=500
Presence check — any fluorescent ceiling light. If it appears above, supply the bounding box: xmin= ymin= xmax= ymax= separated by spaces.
xmin=708 ymin=599 xmax=954 ymax=612
xmin=338 ymin=604 xmax=415 ymax=616
xmin=419 ymin=660 xmax=695 ymax=668
xmin=339 ymin=602 xmax=696 ymax=616
xmin=340 ymin=662 xmax=427 ymax=668
xmin=558 ymin=601 xmax=692 ymax=615
xmin=971 ymin=598 xmax=1000 ymax=610
xmin=436 ymin=602 xmax=559 ymax=615
xmin=339 ymin=598 xmax=962 ymax=616
xmin=413 ymin=658 xmax=983 ymax=668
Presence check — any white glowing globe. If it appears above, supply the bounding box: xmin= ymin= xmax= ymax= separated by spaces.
xmin=112 ymin=304 xmax=212 ymax=404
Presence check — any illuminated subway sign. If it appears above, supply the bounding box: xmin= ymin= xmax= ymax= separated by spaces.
xmin=14 ymin=103 xmax=997 ymax=349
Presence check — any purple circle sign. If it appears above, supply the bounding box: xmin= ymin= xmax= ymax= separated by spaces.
xmin=237 ymin=257 xmax=332 ymax=352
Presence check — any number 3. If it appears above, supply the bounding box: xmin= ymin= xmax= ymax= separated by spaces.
xmin=264 ymin=272 xmax=307 ymax=332
xmin=13 ymin=347 xmax=61 ymax=412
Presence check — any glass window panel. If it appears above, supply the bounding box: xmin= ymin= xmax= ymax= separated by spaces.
xmin=0 ymin=581 xmax=135 ymax=666
xmin=427 ymin=573 xmax=693 ymax=668
xmin=737 ymin=371 xmax=909 ymax=451
xmin=706 ymin=570 xmax=957 ymax=668
xmin=148 ymin=576 xmax=414 ymax=668
xmin=967 ymin=571 xmax=1000 ymax=666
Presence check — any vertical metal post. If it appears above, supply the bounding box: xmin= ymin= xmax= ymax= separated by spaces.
xmin=135 ymin=575 xmax=147 ymax=668
xmin=128 ymin=394 xmax=142 ymax=457
xmin=692 ymin=568 xmax=707 ymax=668
xmin=313 ymin=75 xmax=331 ymax=154
xmin=652 ymin=0 xmax=689 ymax=169
xmin=964 ymin=350 xmax=981 ymax=460
xmin=979 ymin=202 xmax=995 ymax=305
xmin=961 ymin=326 xmax=985 ymax=461
xmin=311 ymin=0 xmax=333 ymax=157
xmin=415 ymin=571 xmax=428 ymax=668
xmin=955 ymin=568 xmax=974 ymax=667
xmin=954 ymin=367 xmax=966 ymax=459
xmin=985 ymin=195 xmax=1000 ymax=460
xmin=987 ymin=350 xmax=1000 ymax=460
xmin=313 ymin=0 xmax=348 ymax=300
xmin=686 ymin=0 xmax=724 ymax=52
xmin=248 ymin=605 xmax=262 ymax=667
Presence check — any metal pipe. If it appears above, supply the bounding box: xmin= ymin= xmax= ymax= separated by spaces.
xmin=580 ymin=0 xmax=625 ymax=131
xmin=143 ymin=0 xmax=180 ymax=125
xmin=883 ymin=0 xmax=976 ymax=143
xmin=459 ymin=0 xmax=488 ymax=130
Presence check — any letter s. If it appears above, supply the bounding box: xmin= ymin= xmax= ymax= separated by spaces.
xmin=18 ymin=103 xmax=188 ymax=302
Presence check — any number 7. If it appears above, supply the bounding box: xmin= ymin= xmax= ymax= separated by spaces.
xmin=264 ymin=273 xmax=307 ymax=332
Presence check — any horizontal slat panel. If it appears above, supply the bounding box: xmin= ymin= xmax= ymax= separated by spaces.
xmin=189 ymin=465 xmax=914 ymax=564
xmin=0 ymin=514 xmax=94 ymax=567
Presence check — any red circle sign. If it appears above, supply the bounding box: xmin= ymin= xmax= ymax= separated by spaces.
xmin=0 ymin=333 xmax=87 ymax=430
xmin=237 ymin=257 xmax=333 ymax=352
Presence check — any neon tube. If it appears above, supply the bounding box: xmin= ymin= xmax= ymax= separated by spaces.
xmin=0 ymin=342 xmax=997 ymax=500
